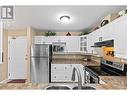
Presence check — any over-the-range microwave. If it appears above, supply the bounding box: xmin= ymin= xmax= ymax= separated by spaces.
xmin=52 ymin=42 xmax=66 ymax=52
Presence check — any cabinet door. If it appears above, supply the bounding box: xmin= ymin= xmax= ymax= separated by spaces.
xmin=80 ymin=35 xmax=87 ymax=52
xmin=65 ymin=36 xmax=80 ymax=52
xmin=51 ymin=73 xmax=71 ymax=82
xmin=51 ymin=64 xmax=73 ymax=82
xmin=87 ymin=34 xmax=93 ymax=53
xmin=92 ymin=29 xmax=102 ymax=43
xmin=114 ymin=18 xmax=127 ymax=58
xmin=34 ymin=36 xmax=46 ymax=44
xmin=101 ymin=24 xmax=115 ymax=41
xmin=51 ymin=64 xmax=72 ymax=73
xmin=51 ymin=64 xmax=84 ymax=82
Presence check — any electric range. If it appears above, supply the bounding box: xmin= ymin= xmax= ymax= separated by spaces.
xmin=84 ymin=59 xmax=127 ymax=83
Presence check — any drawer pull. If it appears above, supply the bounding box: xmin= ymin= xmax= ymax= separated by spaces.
xmin=65 ymin=67 xmax=67 ymax=69
xmin=54 ymin=67 xmax=56 ymax=69
xmin=54 ymin=76 xmax=56 ymax=78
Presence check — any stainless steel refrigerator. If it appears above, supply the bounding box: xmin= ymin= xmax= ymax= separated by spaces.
xmin=30 ymin=44 xmax=52 ymax=83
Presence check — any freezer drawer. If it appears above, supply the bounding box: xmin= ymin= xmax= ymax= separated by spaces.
xmin=30 ymin=57 xmax=49 ymax=83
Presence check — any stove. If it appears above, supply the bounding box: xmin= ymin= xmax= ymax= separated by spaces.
xmin=84 ymin=59 xmax=127 ymax=84
xmin=85 ymin=66 xmax=110 ymax=76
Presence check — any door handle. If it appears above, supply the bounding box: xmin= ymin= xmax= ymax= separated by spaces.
xmin=2 ymin=52 xmax=3 ymax=62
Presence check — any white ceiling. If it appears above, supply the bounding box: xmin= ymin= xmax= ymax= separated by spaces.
xmin=4 ymin=6 xmax=127 ymax=31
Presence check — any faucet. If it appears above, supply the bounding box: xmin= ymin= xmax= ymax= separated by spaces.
xmin=71 ymin=67 xmax=82 ymax=89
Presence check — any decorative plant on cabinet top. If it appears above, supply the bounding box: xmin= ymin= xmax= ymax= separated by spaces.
xmin=44 ymin=31 xmax=56 ymax=36
xmin=79 ymin=29 xmax=91 ymax=36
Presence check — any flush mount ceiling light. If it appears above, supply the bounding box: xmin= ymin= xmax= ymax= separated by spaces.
xmin=59 ymin=15 xmax=71 ymax=23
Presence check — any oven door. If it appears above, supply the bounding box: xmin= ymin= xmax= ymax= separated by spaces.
xmin=85 ymin=70 xmax=99 ymax=84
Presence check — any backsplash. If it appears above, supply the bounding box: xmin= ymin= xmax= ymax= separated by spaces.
xmin=102 ymin=47 xmax=114 ymax=61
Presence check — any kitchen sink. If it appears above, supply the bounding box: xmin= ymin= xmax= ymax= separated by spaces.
xmin=72 ymin=86 xmax=96 ymax=90
xmin=45 ymin=85 xmax=71 ymax=90
xmin=45 ymin=85 xmax=96 ymax=90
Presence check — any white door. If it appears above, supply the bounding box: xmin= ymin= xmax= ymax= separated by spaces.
xmin=8 ymin=36 xmax=27 ymax=79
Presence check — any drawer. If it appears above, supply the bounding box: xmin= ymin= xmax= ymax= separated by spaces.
xmin=51 ymin=64 xmax=72 ymax=71
xmin=51 ymin=69 xmax=72 ymax=74
xmin=51 ymin=71 xmax=72 ymax=76
xmin=51 ymin=74 xmax=71 ymax=82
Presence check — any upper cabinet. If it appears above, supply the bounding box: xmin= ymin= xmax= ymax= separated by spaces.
xmin=87 ymin=33 xmax=94 ymax=53
xmin=101 ymin=23 xmax=116 ymax=41
xmin=80 ymin=35 xmax=87 ymax=52
xmin=34 ymin=36 xmax=80 ymax=52
xmin=91 ymin=29 xmax=102 ymax=43
xmin=86 ymin=15 xmax=127 ymax=59
xmin=65 ymin=36 xmax=80 ymax=52
xmin=114 ymin=16 xmax=127 ymax=59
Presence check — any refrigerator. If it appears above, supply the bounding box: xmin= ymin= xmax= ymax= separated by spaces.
xmin=30 ymin=44 xmax=52 ymax=83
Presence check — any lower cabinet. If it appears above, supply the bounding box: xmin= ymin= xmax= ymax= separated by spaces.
xmin=51 ymin=64 xmax=84 ymax=83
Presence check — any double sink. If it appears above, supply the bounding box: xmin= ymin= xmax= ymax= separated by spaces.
xmin=45 ymin=84 xmax=96 ymax=90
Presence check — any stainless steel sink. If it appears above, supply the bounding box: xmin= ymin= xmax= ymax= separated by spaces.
xmin=45 ymin=85 xmax=71 ymax=90
xmin=72 ymin=86 xmax=96 ymax=90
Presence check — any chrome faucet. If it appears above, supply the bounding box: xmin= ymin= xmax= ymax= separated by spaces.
xmin=71 ymin=67 xmax=82 ymax=89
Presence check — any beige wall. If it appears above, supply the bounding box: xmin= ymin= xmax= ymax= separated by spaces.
xmin=55 ymin=32 xmax=81 ymax=36
xmin=0 ymin=30 xmax=8 ymax=81
xmin=35 ymin=31 xmax=82 ymax=36
xmin=0 ymin=27 xmax=34 ymax=82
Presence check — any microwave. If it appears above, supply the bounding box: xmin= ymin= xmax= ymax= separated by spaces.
xmin=52 ymin=42 xmax=66 ymax=52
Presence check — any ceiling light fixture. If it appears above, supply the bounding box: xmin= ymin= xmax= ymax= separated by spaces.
xmin=60 ymin=15 xmax=71 ymax=23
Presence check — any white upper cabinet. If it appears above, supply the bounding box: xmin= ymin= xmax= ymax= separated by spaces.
xmin=34 ymin=36 xmax=45 ymax=44
xmin=80 ymin=35 xmax=88 ymax=52
xmin=65 ymin=36 xmax=80 ymax=52
xmin=86 ymin=15 xmax=127 ymax=59
xmin=114 ymin=16 xmax=127 ymax=58
xmin=34 ymin=36 xmax=80 ymax=52
xmin=101 ymin=23 xmax=116 ymax=41
xmin=92 ymin=29 xmax=102 ymax=43
xmin=87 ymin=33 xmax=93 ymax=53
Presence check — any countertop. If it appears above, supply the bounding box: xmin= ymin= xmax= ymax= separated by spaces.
xmin=0 ymin=83 xmax=48 ymax=89
xmin=98 ymin=76 xmax=127 ymax=89
xmin=0 ymin=76 xmax=127 ymax=89
xmin=53 ymin=52 xmax=90 ymax=55
xmin=1 ymin=76 xmax=127 ymax=89
xmin=52 ymin=59 xmax=100 ymax=66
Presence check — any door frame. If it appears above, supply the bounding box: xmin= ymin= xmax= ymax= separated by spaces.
xmin=8 ymin=36 xmax=27 ymax=79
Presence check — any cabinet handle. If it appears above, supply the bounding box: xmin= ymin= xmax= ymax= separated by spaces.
xmin=54 ymin=76 xmax=56 ymax=78
xmin=54 ymin=67 xmax=56 ymax=69
xmin=65 ymin=67 xmax=67 ymax=69
xmin=2 ymin=52 xmax=3 ymax=62
xmin=99 ymin=37 xmax=102 ymax=41
xmin=65 ymin=76 xmax=67 ymax=78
